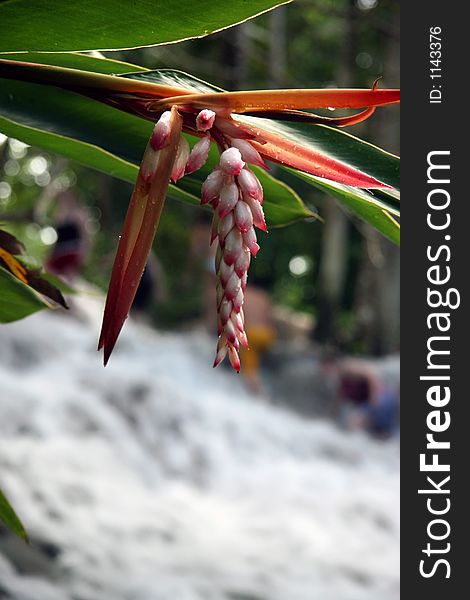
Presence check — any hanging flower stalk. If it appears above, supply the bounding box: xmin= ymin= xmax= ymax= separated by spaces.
xmin=96 ymin=82 xmax=399 ymax=370
xmin=198 ymin=118 xmax=267 ymax=372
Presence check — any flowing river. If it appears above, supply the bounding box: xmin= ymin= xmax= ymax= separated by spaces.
xmin=0 ymin=299 xmax=399 ymax=600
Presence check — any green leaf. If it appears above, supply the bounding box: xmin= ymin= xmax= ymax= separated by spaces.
xmin=0 ymin=54 xmax=313 ymax=226
xmin=289 ymin=169 xmax=400 ymax=245
xmin=41 ymin=272 xmax=77 ymax=295
xmin=0 ymin=487 xmax=28 ymax=541
xmin=0 ymin=266 xmax=49 ymax=323
xmin=0 ymin=0 xmax=289 ymax=52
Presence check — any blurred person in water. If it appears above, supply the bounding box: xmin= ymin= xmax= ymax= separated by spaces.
xmin=238 ymin=282 xmax=276 ymax=395
xmin=46 ymin=220 xmax=86 ymax=278
xmin=46 ymin=192 xmax=91 ymax=280
xmin=324 ymin=355 xmax=399 ymax=438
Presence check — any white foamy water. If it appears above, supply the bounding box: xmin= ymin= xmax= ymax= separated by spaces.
xmin=0 ymin=299 xmax=399 ymax=600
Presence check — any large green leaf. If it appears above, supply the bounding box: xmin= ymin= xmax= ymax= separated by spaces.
xmin=0 ymin=487 xmax=28 ymax=542
xmin=0 ymin=54 xmax=314 ymax=226
xmin=0 ymin=266 xmax=48 ymax=323
xmin=0 ymin=0 xmax=289 ymax=53
xmin=289 ymin=169 xmax=400 ymax=244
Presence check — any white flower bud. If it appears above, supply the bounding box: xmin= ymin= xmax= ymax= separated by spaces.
xmin=140 ymin=143 xmax=160 ymax=183
xmin=234 ymin=247 xmax=250 ymax=278
xmin=224 ymin=271 xmax=242 ymax=301
xmin=171 ymin=137 xmax=190 ymax=182
xmin=201 ymin=169 xmax=225 ymax=205
xmin=223 ymin=228 xmax=243 ymax=265
xmin=243 ymin=227 xmax=260 ymax=256
xmin=219 ymin=258 xmax=234 ymax=287
xmin=238 ymin=168 xmax=263 ymax=203
xmin=196 ymin=109 xmax=216 ymax=132
xmin=150 ymin=111 xmax=172 ymax=150
xmin=234 ymin=200 xmax=253 ymax=233
xmin=230 ymin=139 xmax=266 ymax=169
xmin=218 ymin=212 xmax=235 ymax=243
xmin=228 ymin=345 xmax=241 ymax=372
xmin=218 ymin=182 xmax=239 ymax=218
xmin=219 ymin=147 xmax=245 ymax=176
xmin=232 ymin=288 xmax=244 ymax=312
xmin=243 ymin=194 xmax=267 ymax=232
xmin=186 ymin=135 xmax=211 ymax=175
xmin=219 ymin=299 xmax=233 ymax=325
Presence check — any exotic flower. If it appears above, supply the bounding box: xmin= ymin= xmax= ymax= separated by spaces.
xmin=95 ymin=82 xmax=399 ymax=370
xmin=0 ymin=59 xmax=400 ymax=372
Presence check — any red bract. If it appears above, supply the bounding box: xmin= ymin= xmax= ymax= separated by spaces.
xmin=98 ymin=106 xmax=183 ymax=364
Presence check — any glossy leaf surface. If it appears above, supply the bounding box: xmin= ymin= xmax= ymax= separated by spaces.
xmin=0 ymin=0 xmax=290 ymax=52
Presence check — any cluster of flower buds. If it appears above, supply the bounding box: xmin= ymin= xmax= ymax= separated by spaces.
xmin=139 ymin=108 xmax=267 ymax=372
xmin=99 ymin=83 xmax=400 ymax=371
xmin=196 ymin=112 xmax=267 ymax=372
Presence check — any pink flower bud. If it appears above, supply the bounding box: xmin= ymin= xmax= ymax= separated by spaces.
xmin=241 ymin=271 xmax=248 ymax=291
xmin=243 ymin=195 xmax=267 ymax=232
xmin=218 ymin=182 xmax=239 ymax=219
xmin=171 ymin=137 xmax=190 ymax=182
xmin=230 ymin=139 xmax=267 ymax=169
xmin=234 ymin=247 xmax=250 ymax=278
xmin=219 ymin=259 xmax=234 ymax=287
xmin=223 ymin=228 xmax=243 ymax=265
xmin=243 ymin=227 xmax=260 ymax=256
xmin=217 ymin=212 xmax=235 ymax=243
xmin=140 ymin=143 xmax=160 ymax=183
xmin=224 ymin=319 xmax=238 ymax=344
xmin=228 ymin=345 xmax=241 ymax=372
xmin=237 ymin=168 xmax=263 ymax=204
xmin=150 ymin=111 xmax=171 ymax=150
xmin=213 ymin=336 xmax=228 ymax=368
xmin=231 ymin=311 xmax=244 ymax=333
xmin=196 ymin=109 xmax=216 ymax=132
xmin=201 ymin=169 xmax=225 ymax=205
xmin=225 ymin=271 xmax=242 ymax=301
xmin=219 ymin=299 xmax=232 ymax=325
xmin=234 ymin=201 xmax=253 ymax=233
xmin=232 ymin=337 xmax=240 ymax=352
xmin=186 ymin=135 xmax=211 ymax=175
xmin=232 ymin=288 xmax=244 ymax=312
xmin=219 ymin=148 xmax=245 ymax=176
xmin=237 ymin=330 xmax=249 ymax=349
